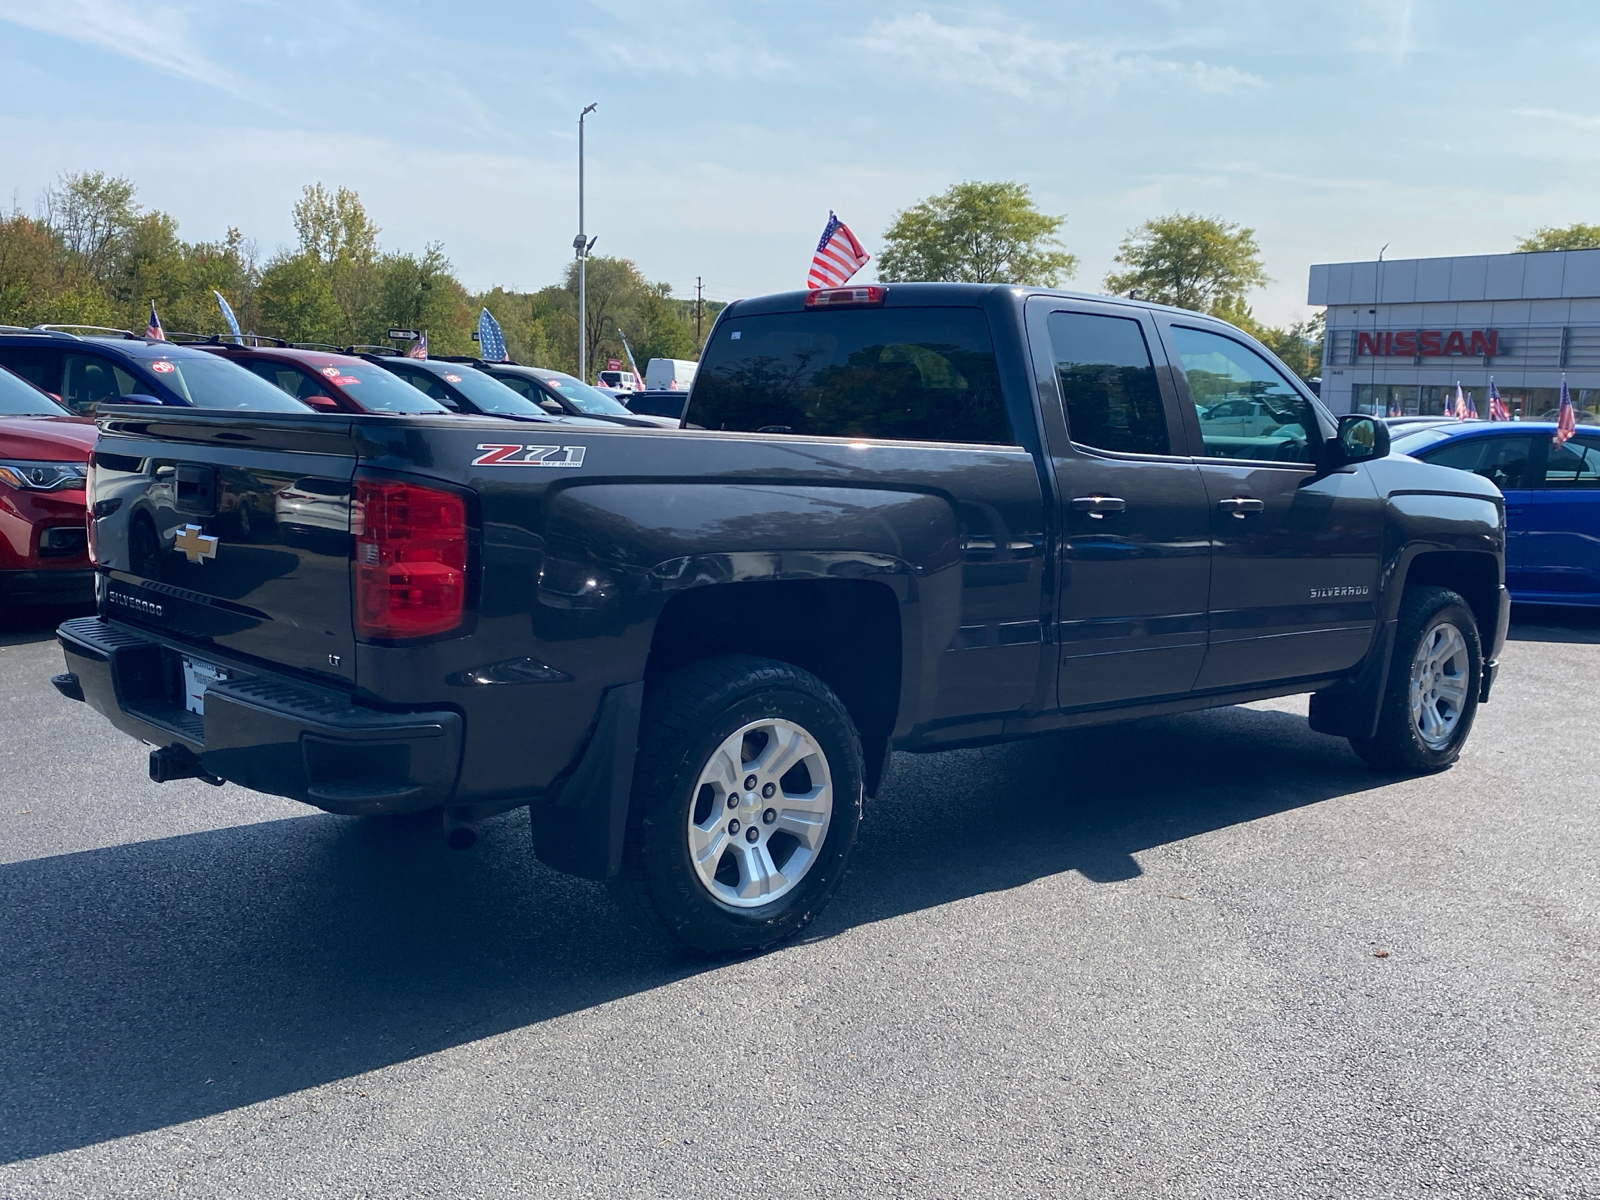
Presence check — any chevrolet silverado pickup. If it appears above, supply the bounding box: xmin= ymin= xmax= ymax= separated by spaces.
xmin=53 ymin=283 xmax=1509 ymax=952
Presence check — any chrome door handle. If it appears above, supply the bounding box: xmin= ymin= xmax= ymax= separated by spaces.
xmin=1218 ymin=496 xmax=1265 ymax=518
xmin=1071 ymin=495 xmax=1126 ymax=519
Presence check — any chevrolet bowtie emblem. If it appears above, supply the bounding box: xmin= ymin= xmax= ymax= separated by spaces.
xmin=174 ymin=524 xmax=219 ymax=565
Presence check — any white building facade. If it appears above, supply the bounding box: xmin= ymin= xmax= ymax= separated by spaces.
xmin=1309 ymin=248 xmax=1600 ymax=422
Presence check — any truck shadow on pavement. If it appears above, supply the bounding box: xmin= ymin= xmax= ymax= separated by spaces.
xmin=0 ymin=697 xmax=1381 ymax=1166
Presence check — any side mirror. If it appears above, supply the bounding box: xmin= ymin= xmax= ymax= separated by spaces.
xmin=302 ymin=394 xmax=341 ymax=412
xmin=1332 ymin=414 xmax=1389 ymax=465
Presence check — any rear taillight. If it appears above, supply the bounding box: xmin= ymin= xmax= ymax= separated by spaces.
xmin=352 ymin=477 xmax=468 ymax=640
xmin=804 ymin=286 xmax=886 ymax=308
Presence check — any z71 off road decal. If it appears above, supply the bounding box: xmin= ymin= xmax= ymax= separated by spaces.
xmin=472 ymin=444 xmax=587 ymax=468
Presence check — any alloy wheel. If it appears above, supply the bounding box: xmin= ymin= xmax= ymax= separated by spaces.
xmin=1409 ymin=621 xmax=1471 ymax=751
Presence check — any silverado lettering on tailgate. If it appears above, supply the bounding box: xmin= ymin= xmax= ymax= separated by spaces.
xmin=472 ymin=444 xmax=587 ymax=468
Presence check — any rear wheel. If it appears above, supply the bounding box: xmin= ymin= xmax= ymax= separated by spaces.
xmin=614 ymin=655 xmax=863 ymax=954
xmin=1350 ymin=586 xmax=1481 ymax=774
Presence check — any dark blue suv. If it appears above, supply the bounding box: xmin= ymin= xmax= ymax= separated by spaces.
xmin=0 ymin=328 xmax=309 ymax=416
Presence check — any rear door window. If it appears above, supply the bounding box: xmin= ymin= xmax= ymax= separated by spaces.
xmin=690 ymin=307 xmax=1012 ymax=444
xmin=1046 ymin=311 xmax=1169 ymax=455
xmin=1541 ymin=437 xmax=1600 ymax=488
xmin=0 ymin=347 xmax=62 ymax=393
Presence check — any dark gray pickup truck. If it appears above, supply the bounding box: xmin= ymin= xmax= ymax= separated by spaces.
xmin=54 ymin=283 xmax=1509 ymax=952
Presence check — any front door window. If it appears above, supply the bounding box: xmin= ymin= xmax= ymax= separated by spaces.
xmin=1170 ymin=327 xmax=1316 ymax=464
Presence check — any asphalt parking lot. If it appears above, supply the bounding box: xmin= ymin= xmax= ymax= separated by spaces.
xmin=1 ymin=604 xmax=1596 ymax=1200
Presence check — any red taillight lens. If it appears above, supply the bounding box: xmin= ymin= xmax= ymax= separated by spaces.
xmin=352 ymin=477 xmax=468 ymax=640
xmin=804 ymin=286 xmax=885 ymax=308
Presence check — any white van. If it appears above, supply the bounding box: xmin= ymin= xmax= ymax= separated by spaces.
xmin=644 ymin=358 xmax=697 ymax=391
xmin=597 ymin=370 xmax=638 ymax=392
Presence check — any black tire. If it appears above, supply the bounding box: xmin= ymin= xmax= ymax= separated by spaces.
xmin=1350 ymin=586 xmax=1482 ymax=774
xmin=612 ymin=655 xmax=864 ymax=955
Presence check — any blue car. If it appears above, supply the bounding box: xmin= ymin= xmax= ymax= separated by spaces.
xmin=0 ymin=328 xmax=310 ymax=416
xmin=1391 ymin=420 xmax=1600 ymax=606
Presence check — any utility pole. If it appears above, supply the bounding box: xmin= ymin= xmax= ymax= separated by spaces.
xmin=575 ymin=102 xmax=597 ymax=381
xmin=695 ymin=276 xmax=703 ymax=345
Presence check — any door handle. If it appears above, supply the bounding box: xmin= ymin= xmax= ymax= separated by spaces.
xmin=1218 ymin=496 xmax=1265 ymax=518
xmin=1070 ymin=495 xmax=1126 ymax=519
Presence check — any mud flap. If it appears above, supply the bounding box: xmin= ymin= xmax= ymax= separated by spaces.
xmin=1308 ymin=618 xmax=1397 ymax=740
xmin=529 ymin=681 xmax=643 ymax=880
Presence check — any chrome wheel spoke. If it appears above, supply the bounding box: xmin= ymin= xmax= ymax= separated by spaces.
xmin=731 ymin=840 xmax=785 ymax=900
xmin=754 ymin=723 xmax=808 ymax=783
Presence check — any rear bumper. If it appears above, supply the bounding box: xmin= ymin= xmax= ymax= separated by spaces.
xmin=2 ymin=567 xmax=94 ymax=606
xmin=56 ymin=616 xmax=462 ymax=815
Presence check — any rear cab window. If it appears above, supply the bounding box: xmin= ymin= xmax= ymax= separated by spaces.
xmin=689 ymin=307 xmax=1013 ymax=445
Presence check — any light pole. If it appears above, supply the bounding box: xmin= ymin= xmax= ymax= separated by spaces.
xmin=576 ymin=102 xmax=597 ymax=381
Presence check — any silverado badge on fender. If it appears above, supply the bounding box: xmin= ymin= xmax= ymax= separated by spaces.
xmin=174 ymin=524 xmax=219 ymax=565
xmin=472 ymin=444 xmax=587 ymax=468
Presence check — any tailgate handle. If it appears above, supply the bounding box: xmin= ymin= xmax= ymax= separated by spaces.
xmin=175 ymin=464 xmax=217 ymax=516
xmin=1070 ymin=495 xmax=1126 ymax=519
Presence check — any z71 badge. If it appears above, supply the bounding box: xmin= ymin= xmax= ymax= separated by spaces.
xmin=471 ymin=444 xmax=587 ymax=468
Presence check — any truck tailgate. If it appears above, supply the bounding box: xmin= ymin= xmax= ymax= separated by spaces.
xmin=90 ymin=412 xmax=360 ymax=685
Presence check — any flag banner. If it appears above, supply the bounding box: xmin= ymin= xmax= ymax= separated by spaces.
xmin=1556 ymin=376 xmax=1577 ymax=445
xmin=808 ymin=211 xmax=870 ymax=289
xmin=1453 ymin=383 xmax=1468 ymax=420
xmin=214 ymin=290 xmax=242 ymax=342
xmin=405 ymin=331 xmax=428 ymax=360
xmin=146 ymin=301 xmax=164 ymax=342
xmin=477 ymin=308 xmax=508 ymax=362
xmin=1488 ymin=378 xmax=1509 ymax=422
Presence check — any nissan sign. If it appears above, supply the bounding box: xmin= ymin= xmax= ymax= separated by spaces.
xmin=1357 ymin=330 xmax=1499 ymax=357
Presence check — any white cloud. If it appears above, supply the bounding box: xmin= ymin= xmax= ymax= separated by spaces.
xmin=1348 ymin=0 xmax=1416 ymax=63
xmin=0 ymin=0 xmax=242 ymax=94
xmin=1514 ymin=107 xmax=1600 ymax=131
xmin=855 ymin=13 xmax=1263 ymax=101
xmin=573 ymin=0 xmax=794 ymax=80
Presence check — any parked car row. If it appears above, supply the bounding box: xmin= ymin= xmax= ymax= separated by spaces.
xmin=0 ymin=324 xmax=701 ymax=612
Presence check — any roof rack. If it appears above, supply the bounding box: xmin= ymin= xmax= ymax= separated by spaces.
xmin=288 ymin=342 xmax=345 ymax=353
xmin=32 ymin=324 xmax=139 ymax=340
xmin=166 ymin=331 xmax=226 ymax=345
xmin=434 ymin=354 xmax=484 ymax=365
xmin=347 ymin=344 xmax=403 ymax=357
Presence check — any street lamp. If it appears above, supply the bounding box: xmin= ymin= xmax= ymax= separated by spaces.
xmin=576 ymin=102 xmax=597 ymax=381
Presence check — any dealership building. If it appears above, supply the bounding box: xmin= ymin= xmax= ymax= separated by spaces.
xmin=1308 ymin=248 xmax=1600 ymax=422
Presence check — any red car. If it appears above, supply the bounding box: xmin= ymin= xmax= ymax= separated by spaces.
xmin=188 ymin=343 xmax=451 ymax=415
xmin=0 ymin=365 xmax=94 ymax=614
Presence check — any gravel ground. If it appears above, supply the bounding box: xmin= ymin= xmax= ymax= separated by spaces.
xmin=1 ymin=603 xmax=1596 ymax=1199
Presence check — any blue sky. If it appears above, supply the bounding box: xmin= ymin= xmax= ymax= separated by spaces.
xmin=2 ymin=0 xmax=1597 ymax=324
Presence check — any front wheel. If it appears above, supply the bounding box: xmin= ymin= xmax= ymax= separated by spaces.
xmin=614 ymin=655 xmax=864 ymax=954
xmin=1350 ymin=586 xmax=1482 ymax=774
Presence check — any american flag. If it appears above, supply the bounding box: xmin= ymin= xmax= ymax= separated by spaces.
xmin=477 ymin=308 xmax=508 ymax=362
xmin=1453 ymin=383 xmax=1468 ymax=420
xmin=808 ymin=212 xmax=870 ymax=290
xmin=1555 ymin=376 xmax=1577 ymax=445
xmin=145 ymin=301 xmax=164 ymax=342
xmin=405 ymin=330 xmax=428 ymax=360
xmin=213 ymin=290 xmax=243 ymax=342
xmin=1487 ymin=378 xmax=1510 ymax=422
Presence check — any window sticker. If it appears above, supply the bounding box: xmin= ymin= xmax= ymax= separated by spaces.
xmin=444 ymin=373 xmax=462 ymax=383
xmin=331 ymin=376 xmax=360 ymax=386
xmin=151 ymin=360 xmax=176 ymax=374
xmin=321 ymin=365 xmax=341 ymax=377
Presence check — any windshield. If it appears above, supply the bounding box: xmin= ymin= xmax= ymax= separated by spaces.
xmin=435 ymin=366 xmax=549 ymax=416
xmin=1391 ymin=427 xmax=1457 ymax=456
xmin=312 ymin=362 xmax=448 ymax=413
xmin=149 ymin=355 xmax=310 ymax=411
xmin=0 ymin=366 xmax=69 ymax=416
xmin=535 ymin=370 xmax=633 ymax=415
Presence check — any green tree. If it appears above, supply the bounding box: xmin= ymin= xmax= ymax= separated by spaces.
xmin=41 ymin=170 xmax=139 ymax=284
xmin=256 ymin=252 xmax=343 ymax=345
xmin=878 ymin=181 xmax=1078 ymax=285
xmin=1515 ymin=223 xmax=1600 ymax=253
xmin=1105 ymin=213 xmax=1269 ymax=313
